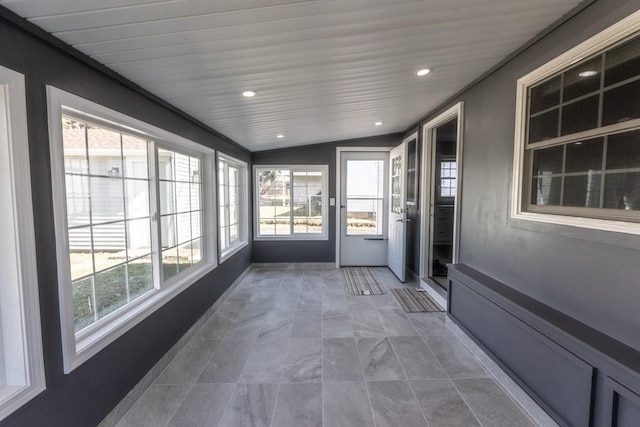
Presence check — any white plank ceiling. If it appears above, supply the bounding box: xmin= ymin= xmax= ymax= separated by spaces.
xmin=1 ymin=0 xmax=584 ymax=151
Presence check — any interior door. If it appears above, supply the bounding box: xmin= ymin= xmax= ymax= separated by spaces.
xmin=388 ymin=143 xmax=407 ymax=281
xmin=340 ymin=151 xmax=389 ymax=266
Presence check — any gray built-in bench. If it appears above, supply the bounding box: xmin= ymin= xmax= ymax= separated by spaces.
xmin=447 ymin=264 xmax=640 ymax=427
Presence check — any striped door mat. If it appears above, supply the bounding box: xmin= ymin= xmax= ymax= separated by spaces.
xmin=391 ymin=288 xmax=444 ymax=312
xmin=342 ymin=267 xmax=386 ymax=295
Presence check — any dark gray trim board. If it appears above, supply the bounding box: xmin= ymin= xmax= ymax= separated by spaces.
xmin=448 ymin=264 xmax=640 ymax=427
xmin=0 ymin=11 xmax=251 ymax=427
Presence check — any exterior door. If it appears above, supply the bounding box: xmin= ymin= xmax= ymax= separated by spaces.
xmin=339 ymin=151 xmax=389 ymax=266
xmin=388 ymin=143 xmax=407 ymax=281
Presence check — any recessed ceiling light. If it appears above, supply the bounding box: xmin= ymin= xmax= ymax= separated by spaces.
xmin=416 ymin=68 xmax=431 ymax=76
xmin=242 ymin=90 xmax=257 ymax=97
xmin=375 ymin=121 xmax=383 ymax=126
xmin=276 ymin=134 xmax=285 ymax=139
xmin=579 ymin=70 xmax=598 ymax=77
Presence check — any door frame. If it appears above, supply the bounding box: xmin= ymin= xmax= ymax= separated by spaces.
xmin=335 ymin=146 xmax=393 ymax=268
xmin=419 ymin=102 xmax=465 ymax=281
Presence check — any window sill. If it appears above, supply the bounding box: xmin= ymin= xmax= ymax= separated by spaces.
xmin=0 ymin=384 xmax=46 ymax=422
xmin=254 ymin=235 xmax=329 ymax=242
xmin=220 ymin=240 xmax=249 ymax=263
xmin=66 ymin=260 xmax=217 ymax=373
xmin=511 ymin=211 xmax=640 ymax=240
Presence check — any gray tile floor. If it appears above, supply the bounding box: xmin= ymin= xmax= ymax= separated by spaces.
xmin=116 ymin=266 xmax=538 ymax=427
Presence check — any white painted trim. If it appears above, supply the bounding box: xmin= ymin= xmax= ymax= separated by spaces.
xmin=335 ymin=146 xmax=394 ymax=268
xmin=253 ymin=164 xmax=329 ymax=241
xmin=217 ymin=153 xmax=249 ymax=263
xmin=419 ymin=102 xmax=465 ymax=280
xmin=47 ymin=86 xmax=219 ymax=373
xmin=511 ymin=9 xmax=640 ymax=235
xmin=0 ymin=66 xmax=46 ymax=422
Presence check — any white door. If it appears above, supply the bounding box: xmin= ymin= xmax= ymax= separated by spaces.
xmin=388 ymin=143 xmax=407 ymax=281
xmin=339 ymin=151 xmax=389 ymax=266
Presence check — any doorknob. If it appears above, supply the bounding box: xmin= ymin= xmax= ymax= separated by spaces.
xmin=340 ymin=205 xmax=346 ymax=208
xmin=396 ymin=218 xmax=411 ymax=223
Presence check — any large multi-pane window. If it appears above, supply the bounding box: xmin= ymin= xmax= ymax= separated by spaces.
xmin=514 ymin=17 xmax=640 ymax=233
xmin=48 ymin=87 xmax=216 ymax=372
xmin=255 ymin=166 xmax=328 ymax=239
xmin=218 ymin=154 xmax=248 ymax=261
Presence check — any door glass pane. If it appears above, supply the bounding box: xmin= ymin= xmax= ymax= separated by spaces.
xmin=346 ymin=160 xmax=385 ymax=235
xmin=346 ymin=199 xmax=383 ymax=235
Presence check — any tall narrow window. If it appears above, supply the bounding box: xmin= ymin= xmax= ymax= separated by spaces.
xmin=0 ymin=66 xmax=45 ymax=421
xmin=218 ymin=154 xmax=248 ymax=261
xmin=255 ymin=166 xmax=328 ymax=239
xmin=158 ymin=148 xmax=203 ymax=280
xmin=48 ymin=87 xmax=217 ymax=372
xmin=63 ymin=117 xmax=155 ymax=331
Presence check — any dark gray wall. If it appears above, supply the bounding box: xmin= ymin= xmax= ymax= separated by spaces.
xmin=406 ymin=0 xmax=640 ymax=352
xmin=252 ymin=135 xmax=400 ymax=263
xmin=0 ymin=11 xmax=251 ymax=427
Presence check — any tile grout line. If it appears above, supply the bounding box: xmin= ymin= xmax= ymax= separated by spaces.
xmin=418 ymin=330 xmax=485 ymax=426
xmin=387 ymin=337 xmax=431 ymax=427
xmin=353 ymin=335 xmax=378 ymax=427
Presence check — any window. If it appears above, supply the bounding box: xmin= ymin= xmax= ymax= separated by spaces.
xmin=0 ymin=66 xmax=45 ymax=421
xmin=255 ymin=165 xmax=328 ymax=239
xmin=48 ymin=87 xmax=217 ymax=372
xmin=440 ymin=159 xmax=457 ymax=198
xmin=218 ymin=154 xmax=248 ymax=261
xmin=512 ymin=11 xmax=640 ymax=234
xmin=346 ymin=160 xmax=385 ymax=235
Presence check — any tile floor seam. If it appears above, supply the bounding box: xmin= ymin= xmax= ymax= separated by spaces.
xmin=352 ymin=335 xmax=379 ymax=427
xmin=388 ymin=339 xmax=430 ymax=426
xmin=163 ymin=383 xmax=194 ymax=427
xmin=448 ymin=378 xmax=489 ymax=427
xmin=217 ymin=382 xmax=240 ymax=427
xmin=448 ymin=325 xmax=544 ymax=425
xmin=417 ymin=333 xmax=453 ymax=382
xmin=269 ymin=382 xmax=283 ymax=427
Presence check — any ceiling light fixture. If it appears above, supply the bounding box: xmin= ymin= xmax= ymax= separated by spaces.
xmin=579 ymin=70 xmax=598 ymax=77
xmin=276 ymin=134 xmax=284 ymax=139
xmin=416 ymin=68 xmax=431 ymax=76
xmin=375 ymin=121 xmax=383 ymax=126
xmin=242 ymin=90 xmax=257 ymax=97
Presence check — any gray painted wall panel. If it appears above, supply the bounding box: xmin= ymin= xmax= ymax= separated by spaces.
xmin=408 ymin=0 xmax=640 ymax=352
xmin=449 ymin=276 xmax=594 ymax=426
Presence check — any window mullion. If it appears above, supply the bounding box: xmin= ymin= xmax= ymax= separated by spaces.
xmin=289 ymin=170 xmax=294 ymax=235
xmin=148 ymin=141 xmax=163 ymax=289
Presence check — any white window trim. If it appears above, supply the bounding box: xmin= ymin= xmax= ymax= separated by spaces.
xmin=253 ymin=165 xmax=329 ymax=241
xmin=47 ymin=86 xmax=218 ymax=373
xmin=217 ymin=153 xmax=249 ymax=263
xmin=512 ymin=9 xmax=640 ymax=236
xmin=0 ymin=66 xmax=45 ymax=422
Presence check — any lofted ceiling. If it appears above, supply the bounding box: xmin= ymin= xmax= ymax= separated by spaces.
xmin=1 ymin=0 xmax=585 ymax=151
